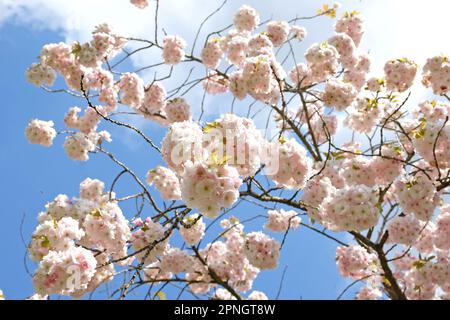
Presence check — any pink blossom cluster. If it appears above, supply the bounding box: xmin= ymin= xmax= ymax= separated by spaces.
xmin=305 ymin=42 xmax=339 ymax=83
xmin=328 ymin=33 xmax=357 ymax=69
xmin=214 ymin=288 xmax=269 ymax=300
xmin=80 ymin=178 xmax=108 ymax=201
xmin=186 ymin=219 xmax=259 ymax=294
xmin=244 ymin=231 xmax=281 ymax=270
xmin=422 ymin=55 xmax=450 ymax=95
xmin=241 ymin=55 xmax=276 ymax=97
xmin=344 ymin=62 xmax=370 ymax=90
xmin=118 ymin=72 xmax=145 ymax=108
xmin=264 ymin=209 xmax=301 ymax=232
xmin=340 ymin=156 xmax=377 ymax=187
xmin=165 ymin=97 xmax=191 ymax=123
xmin=356 ymin=286 xmax=382 ymax=300
xmin=247 ymin=290 xmax=269 ymax=300
xmin=335 ymin=245 xmax=378 ymax=279
xmin=413 ymin=100 xmax=450 ymax=123
xmin=143 ymin=262 xmax=173 ymax=283
xmin=393 ymin=255 xmax=450 ymax=300
xmin=414 ymin=223 xmax=435 ymax=255
xmin=37 ymin=42 xmax=83 ymax=90
xmin=322 ymin=80 xmax=358 ymax=111
xmin=91 ymin=23 xmax=127 ymax=61
xmin=289 ymin=63 xmax=312 ymax=87
xmin=266 ymin=138 xmax=311 ymax=189
xmin=290 ymin=25 xmax=307 ymax=42
xmin=200 ymin=7 xmax=287 ymax=103
xmin=289 ymin=101 xmax=338 ymax=144
xmin=63 ymin=132 xmax=96 ymax=161
xmin=196 ymin=6 xmax=295 ymax=104
xmin=315 ymin=159 xmax=346 ymax=189
xmin=322 ymin=185 xmax=379 ymax=231
xmin=71 ymin=252 xmax=115 ymax=298
xmin=434 ymin=205 xmax=450 ymax=250
xmin=29 ymin=217 xmax=85 ymax=262
xmin=323 ymin=14 xmax=370 ymax=95
xmin=76 ymin=43 xmax=100 ymax=68
xmin=140 ymin=81 xmax=167 ymax=116
xmin=246 ymin=33 xmax=273 ymax=57
xmin=387 ymin=214 xmax=423 ymax=245
xmin=32 ymin=246 xmax=97 ymax=296
xmin=366 ymin=77 xmax=385 ymax=92
xmin=224 ymin=34 xmax=248 ymax=66
xmin=181 ymin=161 xmax=242 ymax=218
xmin=324 ymin=143 xmax=403 ymax=189
xmin=130 ymin=217 xmax=169 ymax=265
xmin=202 ymin=114 xmax=264 ymax=177
xmin=146 ymin=166 xmax=181 ymax=200
xmin=160 ymin=248 xmax=195 ymax=274
xmin=233 ymin=5 xmax=260 ymax=32
xmin=290 ymin=35 xmax=367 ymax=91
xmin=300 ymin=176 xmax=336 ymax=224
xmin=266 ymin=21 xmax=290 ymax=47
xmin=24 ymin=25 xmax=130 ymax=160
xmin=335 ymin=11 xmax=364 ymax=47
xmin=307 ymin=111 xmax=338 ymax=144
xmin=201 ymin=39 xmax=224 ymax=69
xmin=370 ymin=146 xmax=404 ymax=186
xmin=394 ymin=174 xmax=441 ymax=221
xmin=344 ymin=97 xmax=382 ymax=133
xmin=411 ymin=101 xmax=450 ymax=169
xmin=29 ymin=178 xmax=134 ymax=296
xmin=229 ymin=71 xmax=248 ymax=99
xmin=26 ymin=63 xmax=56 ymax=87
xmin=81 ymin=205 xmax=131 ymax=264
xmin=384 ymin=58 xmax=418 ymax=92
xmin=413 ymin=120 xmax=450 ymax=170
xmin=29 ymin=23 xmax=123 ymax=93
xmin=161 ymin=121 xmax=205 ymax=174
xmin=64 ymin=106 xmax=107 ymax=134
xmin=162 ymin=35 xmax=186 ymax=65
xmin=25 ymin=119 xmax=57 ymax=147
xmin=202 ymin=71 xmax=229 ymax=95
xmin=179 ymin=213 xmax=206 ymax=245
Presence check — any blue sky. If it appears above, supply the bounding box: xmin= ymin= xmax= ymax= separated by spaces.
xmin=0 ymin=0 xmax=448 ymax=300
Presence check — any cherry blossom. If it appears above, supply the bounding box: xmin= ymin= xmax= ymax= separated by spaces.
xmin=266 ymin=21 xmax=290 ymax=47
xmin=335 ymin=245 xmax=378 ymax=279
xmin=233 ymin=5 xmax=260 ymax=32
xmin=201 ymin=39 xmax=223 ymax=69
xmin=146 ymin=166 xmax=181 ymax=200
xmin=25 ymin=119 xmax=57 ymax=147
xmin=162 ymin=35 xmax=186 ymax=65
xmin=264 ymin=209 xmax=301 ymax=232
xmin=244 ymin=231 xmax=280 ymax=270
xmin=179 ymin=214 xmax=206 ymax=245
xmin=422 ymin=55 xmax=450 ymax=95
xmin=32 ymin=246 xmax=97 ymax=296
xmin=384 ymin=58 xmax=418 ymax=92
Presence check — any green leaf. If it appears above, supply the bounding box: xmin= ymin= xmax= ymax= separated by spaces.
xmin=156 ymin=291 xmax=167 ymax=300
xmin=41 ymin=236 xmax=50 ymax=248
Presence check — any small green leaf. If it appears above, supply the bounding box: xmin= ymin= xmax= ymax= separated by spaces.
xmin=41 ymin=236 xmax=50 ymax=248
xmin=156 ymin=291 xmax=167 ymax=300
